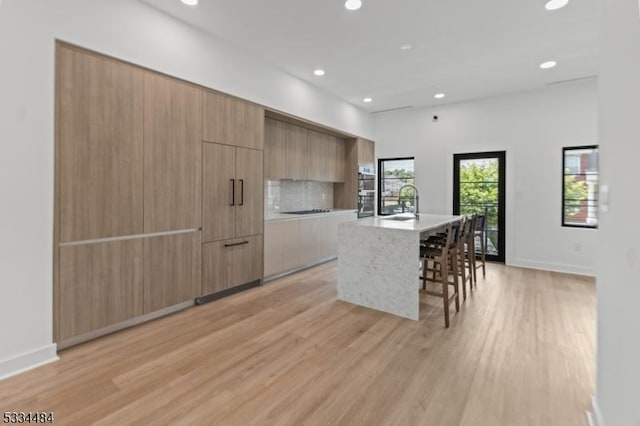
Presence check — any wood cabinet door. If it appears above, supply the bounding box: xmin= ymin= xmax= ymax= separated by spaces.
xmin=201 ymin=90 xmax=226 ymax=144
xmin=306 ymin=130 xmax=324 ymax=181
xmin=57 ymin=239 xmax=144 ymax=341
xmin=57 ymin=44 xmax=144 ymax=242
xmin=264 ymin=221 xmax=284 ymax=277
xmin=202 ymin=235 xmax=263 ymax=295
xmin=357 ymin=139 xmax=375 ymax=170
xmin=203 ymin=142 xmax=236 ymax=242
xmin=143 ymin=231 xmax=201 ymax=313
xmin=143 ymin=72 xmax=202 ymax=233
xmin=284 ymin=123 xmax=308 ymax=180
xmin=235 ymin=148 xmax=264 ymax=238
xmin=264 ymin=118 xmax=286 ymax=179
xmin=228 ymin=98 xmax=264 ymax=150
xmin=333 ymin=137 xmax=346 ymax=183
xmin=202 ymin=90 xmax=264 ymax=150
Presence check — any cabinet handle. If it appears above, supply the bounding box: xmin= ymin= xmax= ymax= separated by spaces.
xmin=224 ymin=240 xmax=249 ymax=248
xmin=239 ymin=179 xmax=244 ymax=206
xmin=230 ymin=179 xmax=235 ymax=206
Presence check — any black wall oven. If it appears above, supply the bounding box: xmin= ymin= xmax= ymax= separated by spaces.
xmin=358 ymin=167 xmax=375 ymax=218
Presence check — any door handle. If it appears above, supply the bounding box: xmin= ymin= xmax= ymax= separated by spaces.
xmin=239 ymin=179 xmax=244 ymax=206
xmin=230 ymin=179 xmax=235 ymax=206
xmin=224 ymin=240 xmax=249 ymax=248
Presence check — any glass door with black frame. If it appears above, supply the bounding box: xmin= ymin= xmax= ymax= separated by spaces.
xmin=453 ymin=151 xmax=506 ymax=262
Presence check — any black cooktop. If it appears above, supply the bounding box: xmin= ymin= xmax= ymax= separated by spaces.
xmin=282 ymin=209 xmax=331 ymax=215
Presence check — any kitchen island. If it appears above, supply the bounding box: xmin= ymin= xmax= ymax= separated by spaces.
xmin=337 ymin=213 xmax=461 ymax=320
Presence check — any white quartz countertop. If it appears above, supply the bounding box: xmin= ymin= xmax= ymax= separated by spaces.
xmin=342 ymin=213 xmax=461 ymax=233
xmin=265 ymin=209 xmax=358 ymax=222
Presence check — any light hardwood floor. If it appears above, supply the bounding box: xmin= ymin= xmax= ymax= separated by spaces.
xmin=0 ymin=262 xmax=595 ymax=426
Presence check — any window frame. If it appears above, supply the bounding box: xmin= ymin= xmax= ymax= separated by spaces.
xmin=561 ymin=145 xmax=599 ymax=229
xmin=377 ymin=157 xmax=415 ymax=216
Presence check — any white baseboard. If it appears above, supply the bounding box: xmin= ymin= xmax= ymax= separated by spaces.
xmin=510 ymin=258 xmax=595 ymax=277
xmin=0 ymin=344 xmax=58 ymax=381
xmin=587 ymin=397 xmax=604 ymax=426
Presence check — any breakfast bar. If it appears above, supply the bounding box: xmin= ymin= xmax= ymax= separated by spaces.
xmin=337 ymin=213 xmax=461 ymax=320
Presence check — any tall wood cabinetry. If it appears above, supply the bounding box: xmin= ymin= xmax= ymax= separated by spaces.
xmin=55 ymin=44 xmax=202 ymax=344
xmin=201 ymin=90 xmax=264 ymax=297
xmin=334 ymin=138 xmax=376 ymax=210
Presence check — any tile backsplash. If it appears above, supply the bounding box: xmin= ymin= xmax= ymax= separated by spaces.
xmin=265 ymin=180 xmax=334 ymax=213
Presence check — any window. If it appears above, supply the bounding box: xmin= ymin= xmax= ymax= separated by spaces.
xmin=378 ymin=157 xmax=415 ymax=215
xmin=562 ymin=145 xmax=599 ymax=228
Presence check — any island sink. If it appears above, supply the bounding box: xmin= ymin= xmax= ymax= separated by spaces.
xmin=381 ymin=216 xmax=414 ymax=222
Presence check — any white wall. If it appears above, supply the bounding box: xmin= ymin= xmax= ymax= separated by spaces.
xmin=0 ymin=0 xmax=374 ymax=378
xmin=595 ymin=1 xmax=640 ymax=425
xmin=374 ymin=80 xmax=598 ymax=275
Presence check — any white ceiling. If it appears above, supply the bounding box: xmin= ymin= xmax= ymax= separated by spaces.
xmin=140 ymin=0 xmax=598 ymax=113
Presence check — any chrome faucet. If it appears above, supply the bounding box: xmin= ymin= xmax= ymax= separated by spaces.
xmin=398 ymin=184 xmax=419 ymax=218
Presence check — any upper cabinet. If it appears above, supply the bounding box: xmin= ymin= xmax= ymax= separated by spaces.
xmin=284 ymin=123 xmax=308 ymax=180
xmin=357 ymin=139 xmax=375 ymax=170
xmin=57 ymin=45 xmax=144 ymax=242
xmin=264 ymin=118 xmax=286 ymax=179
xmin=202 ymin=90 xmax=264 ymax=150
xmin=264 ymin=119 xmax=346 ymax=183
xmin=143 ymin=72 xmax=202 ymax=233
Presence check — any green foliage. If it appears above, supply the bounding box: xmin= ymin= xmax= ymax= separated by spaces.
xmin=459 ymin=161 xmax=499 ymax=252
xmin=459 ymin=161 xmax=498 ymax=215
xmin=563 ymin=171 xmax=588 ymax=219
xmin=384 ymin=168 xmax=414 ymax=179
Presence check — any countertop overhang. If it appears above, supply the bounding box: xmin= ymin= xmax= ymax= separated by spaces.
xmin=265 ymin=209 xmax=358 ymax=222
xmin=341 ymin=213 xmax=462 ymax=233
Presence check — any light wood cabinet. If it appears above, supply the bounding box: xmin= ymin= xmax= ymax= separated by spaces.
xmin=143 ymin=72 xmax=202 ymax=233
xmin=264 ymin=118 xmax=286 ymax=178
xmin=202 ymin=235 xmax=263 ymax=294
xmin=57 ymin=239 xmax=144 ymax=341
xmin=203 ymin=143 xmax=236 ymax=242
xmin=333 ymin=137 xmax=346 ymax=182
xmin=284 ymin=124 xmax=308 ymax=180
xmin=143 ymin=231 xmax=202 ymax=313
xmin=236 ymin=147 xmax=264 ymax=238
xmin=57 ymin=44 xmax=144 ymax=242
xmin=357 ymin=139 xmax=375 ymax=170
xmin=265 ymin=120 xmax=346 ymax=183
xmin=335 ymin=138 xmax=375 ymax=210
xmin=203 ymin=143 xmax=263 ymax=242
xmin=202 ymin=90 xmax=264 ymax=150
xmin=306 ymin=130 xmax=326 ymax=182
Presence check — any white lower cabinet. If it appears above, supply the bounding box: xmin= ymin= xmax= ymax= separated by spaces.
xmin=264 ymin=220 xmax=300 ymax=277
xmin=264 ymin=213 xmax=356 ymax=278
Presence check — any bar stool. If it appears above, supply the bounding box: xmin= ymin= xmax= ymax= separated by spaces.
xmin=419 ymin=220 xmax=461 ymax=328
xmin=474 ymin=211 xmax=487 ymax=283
xmin=457 ymin=215 xmax=476 ymax=296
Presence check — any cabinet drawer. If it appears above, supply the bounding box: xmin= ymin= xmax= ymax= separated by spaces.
xmin=202 ymin=235 xmax=263 ymax=295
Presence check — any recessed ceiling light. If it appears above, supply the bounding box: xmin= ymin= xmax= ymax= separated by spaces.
xmin=540 ymin=61 xmax=557 ymax=69
xmin=434 ymin=93 xmax=445 ymax=99
xmin=314 ymin=69 xmax=325 ymax=76
xmin=545 ymin=0 xmax=569 ymax=10
xmin=180 ymin=0 xmax=198 ymax=5
xmin=345 ymin=0 xmax=362 ymax=11
xmin=400 ymin=44 xmax=413 ymax=51
xmin=363 ymin=97 xmax=372 ymax=103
